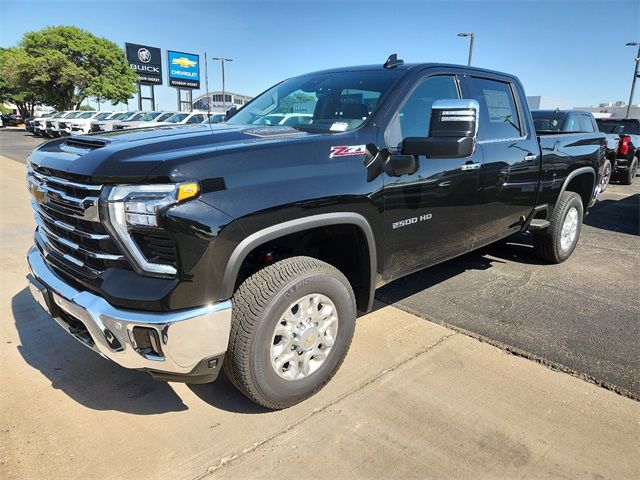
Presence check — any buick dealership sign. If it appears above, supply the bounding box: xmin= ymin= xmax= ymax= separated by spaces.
xmin=167 ymin=50 xmax=200 ymax=89
xmin=125 ymin=43 xmax=163 ymax=85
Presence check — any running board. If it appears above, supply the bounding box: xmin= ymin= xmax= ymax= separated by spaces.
xmin=521 ymin=204 xmax=550 ymax=232
xmin=527 ymin=219 xmax=551 ymax=231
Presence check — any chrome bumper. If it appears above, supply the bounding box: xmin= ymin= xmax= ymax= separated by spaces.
xmin=26 ymin=246 xmax=233 ymax=375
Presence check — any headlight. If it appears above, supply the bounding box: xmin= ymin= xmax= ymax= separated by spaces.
xmin=104 ymin=182 xmax=199 ymax=276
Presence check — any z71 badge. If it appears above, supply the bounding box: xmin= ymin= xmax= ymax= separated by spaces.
xmin=329 ymin=145 xmax=366 ymax=158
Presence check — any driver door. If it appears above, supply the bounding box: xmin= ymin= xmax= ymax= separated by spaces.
xmin=382 ymin=73 xmax=485 ymax=279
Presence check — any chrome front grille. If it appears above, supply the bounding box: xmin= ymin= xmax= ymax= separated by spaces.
xmin=28 ymin=166 xmax=128 ymax=278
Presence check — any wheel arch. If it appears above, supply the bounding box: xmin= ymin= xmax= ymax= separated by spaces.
xmin=221 ymin=213 xmax=377 ymax=312
xmin=558 ymin=166 xmax=596 ymax=212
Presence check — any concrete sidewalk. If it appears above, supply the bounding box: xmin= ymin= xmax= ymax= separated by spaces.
xmin=1 ymin=157 xmax=638 ymax=479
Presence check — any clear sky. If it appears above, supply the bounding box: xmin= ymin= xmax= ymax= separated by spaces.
xmin=1 ymin=0 xmax=639 ymax=110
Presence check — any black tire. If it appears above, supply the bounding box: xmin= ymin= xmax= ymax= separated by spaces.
xmin=620 ymin=157 xmax=638 ymax=185
xmin=533 ymin=191 xmax=583 ymax=264
xmin=600 ymin=159 xmax=612 ymax=192
xmin=224 ymin=256 xmax=356 ymax=409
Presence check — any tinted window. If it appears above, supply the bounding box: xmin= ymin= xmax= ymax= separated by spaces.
xmin=469 ymin=78 xmax=521 ymax=140
xmin=596 ymin=119 xmax=640 ymax=135
xmin=578 ymin=114 xmax=594 ymax=132
xmin=386 ymin=75 xmax=459 ymax=149
xmin=532 ymin=111 xmax=567 ymax=132
xmin=564 ymin=114 xmax=580 ymax=132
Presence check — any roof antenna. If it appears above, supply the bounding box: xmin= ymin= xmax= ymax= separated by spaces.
xmin=383 ymin=53 xmax=404 ymax=69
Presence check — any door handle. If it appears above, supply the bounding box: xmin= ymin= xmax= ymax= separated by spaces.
xmin=523 ymin=154 xmax=538 ymax=162
xmin=460 ymin=163 xmax=481 ymax=171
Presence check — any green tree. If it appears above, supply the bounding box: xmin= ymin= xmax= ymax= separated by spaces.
xmin=1 ymin=26 xmax=138 ymax=113
xmin=0 ymin=47 xmax=43 ymax=118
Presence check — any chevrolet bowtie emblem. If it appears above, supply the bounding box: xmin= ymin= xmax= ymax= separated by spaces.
xmin=171 ymin=57 xmax=197 ymax=68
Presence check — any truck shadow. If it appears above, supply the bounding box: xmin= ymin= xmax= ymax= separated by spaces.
xmin=187 ymin=375 xmax=270 ymax=414
xmin=376 ymin=231 xmax=547 ymax=305
xmin=11 ymin=287 xmax=189 ymax=414
xmin=584 ymin=193 xmax=639 ymax=236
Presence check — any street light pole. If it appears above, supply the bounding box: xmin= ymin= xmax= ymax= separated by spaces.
xmin=457 ymin=32 xmax=474 ymax=66
xmin=625 ymin=42 xmax=640 ymax=119
xmin=204 ymin=51 xmax=210 ymax=117
xmin=211 ymin=57 xmax=233 ymax=114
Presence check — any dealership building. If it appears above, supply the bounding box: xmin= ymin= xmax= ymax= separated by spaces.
xmin=192 ymin=91 xmax=253 ymax=113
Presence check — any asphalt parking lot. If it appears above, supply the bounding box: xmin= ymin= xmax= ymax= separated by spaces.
xmin=1 ymin=129 xmax=639 ymax=478
xmin=378 ymin=180 xmax=640 ymax=398
xmin=0 ymin=127 xmax=45 ymax=163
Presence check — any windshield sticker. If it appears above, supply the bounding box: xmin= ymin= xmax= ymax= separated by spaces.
xmin=330 ymin=145 xmax=366 ymax=158
xmin=330 ymin=122 xmax=349 ymax=132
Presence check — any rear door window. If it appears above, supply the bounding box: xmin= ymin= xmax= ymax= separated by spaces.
xmin=468 ymin=77 xmax=522 ymax=141
xmin=578 ymin=114 xmax=594 ymax=132
xmin=564 ymin=114 xmax=580 ymax=132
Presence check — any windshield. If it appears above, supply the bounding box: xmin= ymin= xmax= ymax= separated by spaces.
xmin=95 ymin=112 xmax=112 ymax=120
xmin=226 ymin=69 xmax=403 ymax=132
xmin=53 ymin=112 xmax=67 ymax=118
xmin=127 ymin=112 xmax=146 ymax=121
xmin=79 ymin=112 xmax=95 ymax=119
xmin=66 ymin=112 xmax=83 ymax=119
xmin=156 ymin=112 xmax=174 ymax=122
xmin=596 ymin=119 xmax=640 ymax=135
xmin=164 ymin=113 xmax=189 ymax=123
xmin=138 ymin=112 xmax=161 ymax=121
xmin=531 ymin=111 xmax=567 ymax=132
xmin=204 ymin=114 xmax=226 ymax=124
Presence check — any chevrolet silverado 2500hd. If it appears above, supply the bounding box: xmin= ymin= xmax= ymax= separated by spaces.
xmin=25 ymin=57 xmax=606 ymax=409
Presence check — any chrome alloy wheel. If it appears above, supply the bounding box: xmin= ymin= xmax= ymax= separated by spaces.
xmin=560 ymin=206 xmax=579 ymax=251
xmin=270 ymin=293 xmax=338 ymax=381
xmin=601 ymin=163 xmax=611 ymax=192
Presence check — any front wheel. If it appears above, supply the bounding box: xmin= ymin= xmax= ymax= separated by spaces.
xmin=533 ymin=191 xmax=583 ymax=264
xmin=224 ymin=256 xmax=356 ymax=409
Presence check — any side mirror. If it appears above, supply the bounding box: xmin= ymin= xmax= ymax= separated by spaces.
xmin=402 ymin=99 xmax=479 ymax=159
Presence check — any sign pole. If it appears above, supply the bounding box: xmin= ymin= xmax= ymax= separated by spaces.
xmin=137 ymin=82 xmax=142 ymax=110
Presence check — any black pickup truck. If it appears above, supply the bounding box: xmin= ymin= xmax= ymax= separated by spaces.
xmin=25 ymin=56 xmax=606 ymax=409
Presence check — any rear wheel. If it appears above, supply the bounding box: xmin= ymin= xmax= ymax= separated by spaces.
xmin=620 ymin=157 xmax=638 ymax=185
xmin=600 ymin=159 xmax=612 ymax=192
xmin=533 ymin=191 xmax=583 ymax=264
xmin=224 ymin=256 xmax=356 ymax=409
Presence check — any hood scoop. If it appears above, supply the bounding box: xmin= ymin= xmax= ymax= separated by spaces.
xmin=66 ymin=136 xmax=110 ymax=150
xmin=243 ymin=126 xmax=305 ymax=138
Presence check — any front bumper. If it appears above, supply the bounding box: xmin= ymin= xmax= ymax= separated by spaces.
xmin=26 ymin=246 xmax=232 ymax=381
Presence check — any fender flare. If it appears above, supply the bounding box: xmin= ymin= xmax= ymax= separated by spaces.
xmin=558 ymin=166 xmax=596 ymax=206
xmin=220 ymin=212 xmax=377 ymax=311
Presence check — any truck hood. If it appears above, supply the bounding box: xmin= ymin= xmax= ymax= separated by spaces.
xmin=27 ymin=124 xmax=327 ymax=183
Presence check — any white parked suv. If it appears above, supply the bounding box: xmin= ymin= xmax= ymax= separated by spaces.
xmin=33 ymin=111 xmax=70 ymax=137
xmin=155 ymin=111 xmax=210 ymax=126
xmin=111 ymin=111 xmax=176 ymax=130
xmin=67 ymin=111 xmax=109 ymax=135
xmin=48 ymin=111 xmax=88 ymax=137
xmin=90 ymin=111 xmax=139 ymax=132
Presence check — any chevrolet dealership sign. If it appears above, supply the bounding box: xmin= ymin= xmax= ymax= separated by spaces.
xmin=125 ymin=43 xmax=163 ymax=85
xmin=168 ymin=51 xmax=200 ymax=89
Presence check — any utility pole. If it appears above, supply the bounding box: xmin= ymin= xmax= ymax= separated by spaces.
xmin=457 ymin=32 xmax=474 ymax=66
xmin=625 ymin=42 xmax=640 ymax=118
xmin=211 ymin=57 xmax=233 ymax=113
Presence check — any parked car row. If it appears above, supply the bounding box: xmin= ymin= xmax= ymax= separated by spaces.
xmin=532 ymin=109 xmax=638 ymax=187
xmin=25 ymin=109 xmax=215 ymax=137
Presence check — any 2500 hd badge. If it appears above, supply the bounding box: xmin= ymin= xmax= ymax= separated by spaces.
xmin=25 ymin=54 xmax=606 ymax=409
xmin=392 ymin=214 xmax=433 ymax=229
